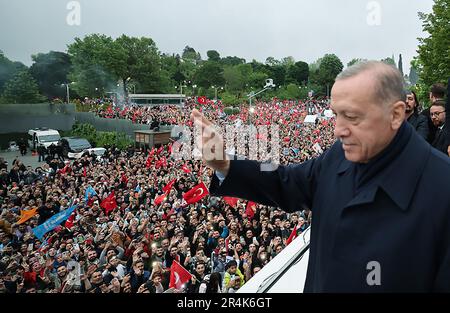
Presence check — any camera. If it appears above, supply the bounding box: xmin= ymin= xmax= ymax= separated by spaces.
xmin=264 ymin=79 xmax=275 ymax=89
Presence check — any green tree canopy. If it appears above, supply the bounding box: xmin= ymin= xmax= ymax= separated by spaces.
xmin=207 ymin=50 xmax=221 ymax=62
xmin=1 ymin=70 xmax=46 ymax=104
xmin=193 ymin=61 xmax=225 ymax=89
xmin=415 ymin=0 xmax=450 ymax=88
xmin=347 ymin=58 xmax=367 ymax=67
xmin=316 ymin=54 xmax=344 ymax=91
xmin=286 ymin=61 xmax=309 ymax=85
xmin=0 ymin=51 xmax=27 ymax=94
xmin=29 ymin=51 xmax=72 ymax=100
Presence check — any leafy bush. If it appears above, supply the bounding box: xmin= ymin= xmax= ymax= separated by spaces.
xmin=69 ymin=122 xmax=133 ymax=150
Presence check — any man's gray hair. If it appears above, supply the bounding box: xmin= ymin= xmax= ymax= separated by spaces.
xmin=336 ymin=60 xmax=406 ymax=105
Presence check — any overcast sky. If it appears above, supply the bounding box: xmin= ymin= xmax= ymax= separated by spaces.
xmin=0 ymin=0 xmax=434 ymax=73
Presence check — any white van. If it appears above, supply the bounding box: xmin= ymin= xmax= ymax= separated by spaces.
xmin=28 ymin=128 xmax=61 ymax=150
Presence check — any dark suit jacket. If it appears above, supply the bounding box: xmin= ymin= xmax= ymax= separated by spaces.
xmin=210 ymin=124 xmax=450 ymax=292
xmin=407 ymin=112 xmax=429 ymax=140
xmin=432 ymin=125 xmax=449 ymax=155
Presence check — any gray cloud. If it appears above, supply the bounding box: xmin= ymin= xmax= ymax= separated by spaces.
xmin=0 ymin=0 xmax=434 ymax=73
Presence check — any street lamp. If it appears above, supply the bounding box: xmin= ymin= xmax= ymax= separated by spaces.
xmin=246 ymin=79 xmax=275 ymax=124
xmin=212 ymin=86 xmax=223 ymax=100
xmin=192 ymin=84 xmax=197 ymax=96
xmin=247 ymin=79 xmax=275 ymax=109
xmin=61 ymin=82 xmax=75 ymax=104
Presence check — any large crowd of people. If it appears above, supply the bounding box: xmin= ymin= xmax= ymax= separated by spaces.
xmin=0 ymin=80 xmax=447 ymax=293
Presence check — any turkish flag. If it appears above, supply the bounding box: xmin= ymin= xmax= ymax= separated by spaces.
xmin=59 ymin=165 xmax=71 ymax=175
xmin=181 ymin=164 xmax=191 ymax=174
xmin=154 ymin=191 xmax=168 ymax=206
xmin=223 ymin=197 xmax=238 ymax=208
xmin=101 ymin=191 xmax=117 ymax=215
xmin=65 ymin=211 xmax=77 ymax=230
xmin=245 ymin=201 xmax=257 ymax=219
xmin=157 ymin=146 xmax=164 ymax=155
xmin=169 ymin=260 xmax=192 ymax=290
xmin=87 ymin=196 xmax=95 ymax=208
xmin=145 ymin=156 xmax=153 ymax=168
xmin=121 ymin=174 xmax=128 ymax=184
xmin=182 ymin=181 xmax=209 ymax=205
xmin=162 ymin=178 xmax=176 ymax=193
xmin=286 ymin=225 xmax=301 ymax=245
xmin=197 ymin=96 xmax=207 ymax=105
xmin=83 ymin=167 xmax=87 ymax=177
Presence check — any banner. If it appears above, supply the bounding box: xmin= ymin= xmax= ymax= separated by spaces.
xmin=32 ymin=205 xmax=77 ymax=240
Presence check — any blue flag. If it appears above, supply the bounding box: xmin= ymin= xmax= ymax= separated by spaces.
xmin=85 ymin=186 xmax=97 ymax=202
xmin=32 ymin=205 xmax=77 ymax=240
xmin=135 ymin=184 xmax=141 ymax=193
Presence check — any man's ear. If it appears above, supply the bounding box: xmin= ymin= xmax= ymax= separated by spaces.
xmin=391 ymin=101 xmax=406 ymax=130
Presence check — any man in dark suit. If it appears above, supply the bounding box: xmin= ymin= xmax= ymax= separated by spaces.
xmin=405 ymin=90 xmax=429 ymax=140
xmin=191 ymin=61 xmax=450 ymax=292
xmin=421 ymin=83 xmax=446 ymax=144
xmin=430 ymin=99 xmax=449 ymax=156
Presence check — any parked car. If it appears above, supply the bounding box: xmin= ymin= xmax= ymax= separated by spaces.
xmin=58 ymin=137 xmax=92 ymax=158
xmin=67 ymin=147 xmax=106 ymax=159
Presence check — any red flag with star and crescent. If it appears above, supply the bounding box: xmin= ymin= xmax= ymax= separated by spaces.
xmin=162 ymin=178 xmax=176 ymax=193
xmin=100 ymin=191 xmax=117 ymax=215
xmin=245 ymin=201 xmax=257 ymax=219
xmin=154 ymin=192 xmax=169 ymax=206
xmin=197 ymin=96 xmax=207 ymax=105
xmin=169 ymin=260 xmax=192 ymax=290
xmin=182 ymin=181 xmax=209 ymax=205
xmin=181 ymin=164 xmax=191 ymax=174
xmin=223 ymin=197 xmax=239 ymax=208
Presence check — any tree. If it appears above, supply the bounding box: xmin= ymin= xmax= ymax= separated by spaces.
xmin=281 ymin=56 xmax=295 ymax=68
xmin=381 ymin=57 xmax=396 ymax=66
xmin=67 ymin=34 xmax=117 ymax=97
xmin=0 ymin=51 xmax=27 ymax=94
xmin=347 ymin=58 xmax=367 ymax=67
xmin=398 ymin=54 xmax=404 ymax=75
xmin=415 ymin=0 xmax=450 ymax=88
xmin=265 ymin=57 xmax=280 ymax=67
xmin=409 ymin=61 xmax=419 ymax=86
xmin=220 ymin=56 xmax=246 ymax=66
xmin=112 ymin=35 xmax=162 ymax=94
xmin=67 ymin=34 xmax=162 ymax=97
xmin=207 ymin=50 xmax=221 ymax=62
xmin=29 ymin=51 xmax=72 ymax=100
xmin=316 ymin=54 xmax=344 ymax=93
xmin=193 ymin=61 xmax=225 ymax=89
xmin=286 ymin=61 xmax=309 ymax=85
xmin=223 ymin=66 xmax=245 ymax=92
xmin=1 ymin=70 xmax=46 ymax=104
xmin=267 ymin=65 xmax=286 ymax=87
xmin=182 ymin=46 xmax=201 ymax=64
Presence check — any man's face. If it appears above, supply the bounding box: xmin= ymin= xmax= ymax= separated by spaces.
xmin=430 ymin=105 xmax=446 ymax=127
xmin=86 ymin=250 xmax=97 ymax=261
xmin=161 ymin=239 xmax=169 ymax=249
xmin=228 ymin=265 xmax=237 ymax=274
xmin=57 ymin=266 xmax=67 ymax=278
xmin=91 ymin=271 xmax=103 ymax=284
xmin=405 ymin=93 xmax=416 ymax=113
xmin=331 ymin=72 xmax=403 ymax=163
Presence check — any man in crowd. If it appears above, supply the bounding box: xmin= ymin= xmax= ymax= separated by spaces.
xmin=193 ymin=61 xmax=450 ymax=292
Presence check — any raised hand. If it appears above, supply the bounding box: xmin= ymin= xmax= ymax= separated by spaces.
xmin=190 ymin=109 xmax=230 ymax=175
